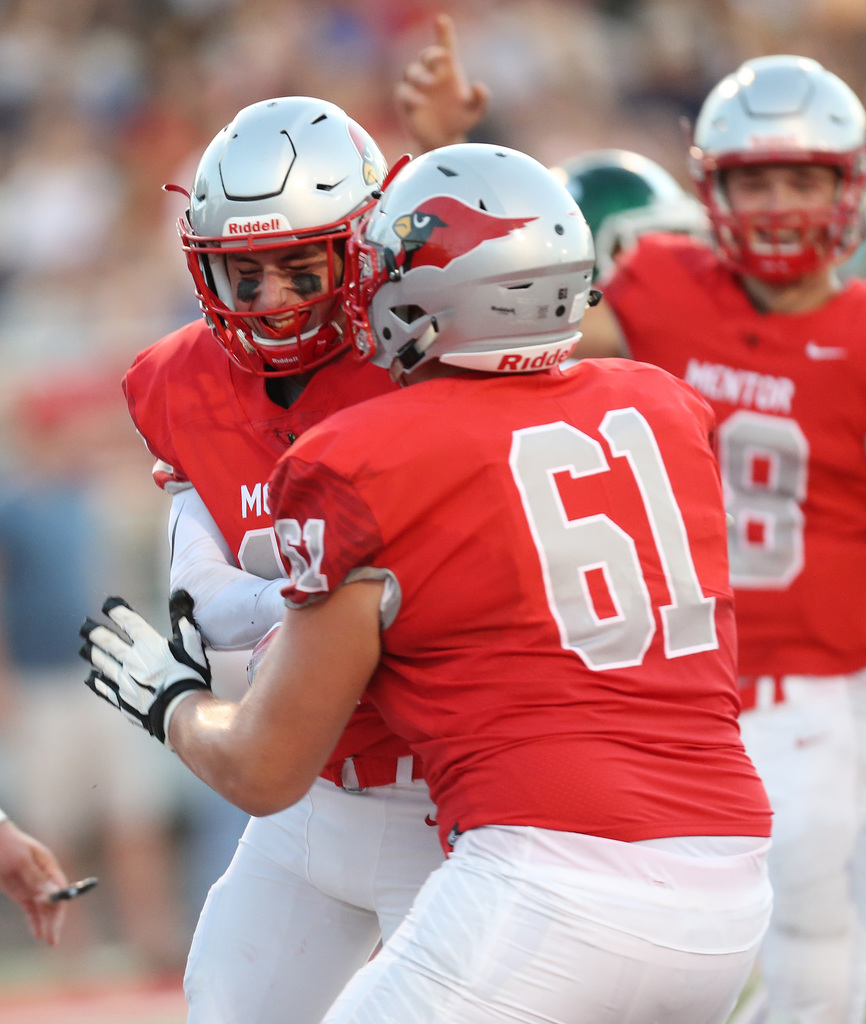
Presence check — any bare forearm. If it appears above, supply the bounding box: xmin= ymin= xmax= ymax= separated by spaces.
xmin=82 ymin=583 xmax=383 ymax=818
xmin=167 ymin=691 xmax=313 ymax=815
xmin=166 ymin=593 xmax=377 ymax=814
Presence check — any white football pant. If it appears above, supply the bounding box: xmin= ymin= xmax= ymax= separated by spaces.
xmin=321 ymin=825 xmax=772 ymax=1024
xmin=184 ymin=776 xmax=443 ymax=1024
xmin=738 ymin=670 xmax=866 ymax=1024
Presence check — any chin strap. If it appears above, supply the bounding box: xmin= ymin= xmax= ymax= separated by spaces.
xmin=395 ymin=317 xmax=439 ymax=373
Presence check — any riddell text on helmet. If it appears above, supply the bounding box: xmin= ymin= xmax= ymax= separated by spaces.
xmin=223 ymin=215 xmax=291 ymax=235
xmin=497 ymin=347 xmax=572 ymax=372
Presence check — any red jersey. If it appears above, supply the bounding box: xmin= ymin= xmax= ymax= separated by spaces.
xmin=269 ymin=360 xmax=771 ymax=849
xmin=122 ymin=319 xmax=414 ymax=780
xmin=605 ymin=235 xmax=866 ymax=678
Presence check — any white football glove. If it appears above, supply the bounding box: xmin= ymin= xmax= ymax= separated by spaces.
xmin=79 ymin=590 xmax=211 ymax=748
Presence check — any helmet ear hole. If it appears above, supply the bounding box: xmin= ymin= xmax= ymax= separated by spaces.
xmin=392 ymin=305 xmax=428 ymax=324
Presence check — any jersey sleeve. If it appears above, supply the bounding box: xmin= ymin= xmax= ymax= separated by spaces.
xmin=268 ymin=439 xmax=385 ymax=608
xmin=152 ymin=458 xmax=191 ymax=492
xmin=123 ymin=339 xmax=190 ymax=488
xmin=603 ymin=235 xmax=716 ymax=367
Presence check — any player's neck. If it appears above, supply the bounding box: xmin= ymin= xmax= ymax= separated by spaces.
xmin=390 ymin=357 xmax=464 ymax=387
xmin=740 ymin=267 xmax=842 ymax=315
xmin=266 ymin=371 xmax=314 ymax=408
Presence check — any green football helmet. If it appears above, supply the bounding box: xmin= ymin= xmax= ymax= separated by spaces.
xmin=551 ymin=149 xmax=708 ymax=279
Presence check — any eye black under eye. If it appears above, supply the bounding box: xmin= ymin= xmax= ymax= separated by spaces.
xmin=291 ymin=273 xmax=322 ymax=296
xmin=236 ymin=278 xmax=259 ymax=302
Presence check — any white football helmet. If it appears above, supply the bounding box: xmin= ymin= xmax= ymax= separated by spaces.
xmin=175 ymin=96 xmax=387 ymax=376
xmin=345 ymin=144 xmax=596 ymax=376
xmin=551 ymin=149 xmax=708 ymax=279
xmin=690 ymin=55 xmax=866 ymax=282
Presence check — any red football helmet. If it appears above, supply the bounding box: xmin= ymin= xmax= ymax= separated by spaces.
xmin=690 ymin=56 xmax=866 ymax=282
xmin=175 ymin=96 xmax=387 ymax=376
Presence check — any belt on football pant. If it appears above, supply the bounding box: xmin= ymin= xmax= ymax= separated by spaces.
xmin=321 ymin=754 xmax=425 ymax=792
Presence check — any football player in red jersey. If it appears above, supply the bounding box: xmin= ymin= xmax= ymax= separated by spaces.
xmin=120 ymin=97 xmax=444 ymax=1024
xmin=600 ymin=56 xmax=866 ymax=1024
xmin=82 ymin=143 xmax=773 ymax=1024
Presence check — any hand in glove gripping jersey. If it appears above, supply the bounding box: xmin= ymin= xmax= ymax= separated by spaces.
xmin=79 ymin=590 xmax=211 ymax=747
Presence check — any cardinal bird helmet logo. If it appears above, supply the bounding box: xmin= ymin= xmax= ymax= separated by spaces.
xmin=348 ymin=121 xmax=386 ymax=189
xmin=391 ymin=195 xmax=536 ymax=272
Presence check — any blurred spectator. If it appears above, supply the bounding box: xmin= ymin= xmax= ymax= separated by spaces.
xmin=0 ymin=383 xmax=192 ymax=977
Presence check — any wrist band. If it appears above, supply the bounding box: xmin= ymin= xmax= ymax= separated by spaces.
xmin=0 ymin=808 xmax=8 ymax=825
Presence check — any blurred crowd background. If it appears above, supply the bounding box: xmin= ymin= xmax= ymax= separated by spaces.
xmin=0 ymin=0 xmax=864 ymax=997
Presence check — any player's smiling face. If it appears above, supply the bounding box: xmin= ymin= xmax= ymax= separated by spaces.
xmin=224 ymin=242 xmax=344 ymax=338
xmin=724 ymin=163 xmax=839 ymax=255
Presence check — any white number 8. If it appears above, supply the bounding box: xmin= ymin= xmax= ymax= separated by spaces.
xmin=718 ymin=410 xmax=808 ymax=589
